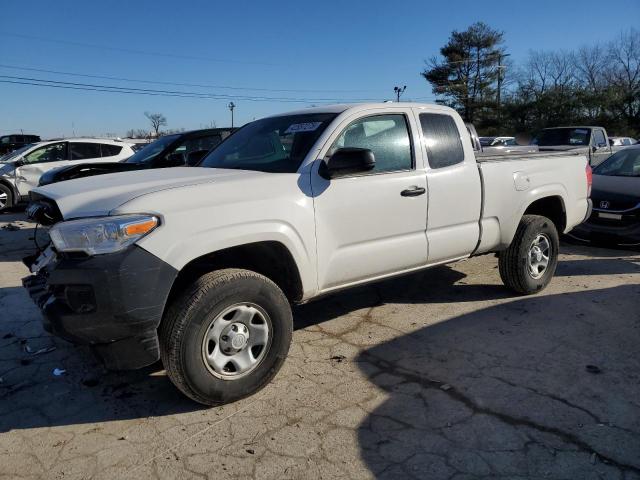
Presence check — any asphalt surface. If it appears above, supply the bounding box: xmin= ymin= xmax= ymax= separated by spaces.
xmin=0 ymin=211 xmax=639 ymax=480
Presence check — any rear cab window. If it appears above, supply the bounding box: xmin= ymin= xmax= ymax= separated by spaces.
xmin=419 ymin=113 xmax=464 ymax=169
xmin=593 ymin=129 xmax=607 ymax=147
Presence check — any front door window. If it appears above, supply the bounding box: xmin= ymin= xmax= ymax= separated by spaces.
xmin=23 ymin=143 xmax=67 ymax=163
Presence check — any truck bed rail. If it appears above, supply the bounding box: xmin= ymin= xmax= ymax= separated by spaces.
xmin=475 ymin=151 xmax=584 ymax=163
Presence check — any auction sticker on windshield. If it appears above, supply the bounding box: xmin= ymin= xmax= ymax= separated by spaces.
xmin=285 ymin=122 xmax=322 ymax=134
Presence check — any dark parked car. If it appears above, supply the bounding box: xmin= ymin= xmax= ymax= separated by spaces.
xmin=38 ymin=128 xmax=235 ymax=186
xmin=569 ymin=145 xmax=640 ymax=248
xmin=0 ymin=134 xmax=41 ymax=156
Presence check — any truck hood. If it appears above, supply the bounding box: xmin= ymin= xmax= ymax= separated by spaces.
xmin=32 ymin=167 xmax=262 ymax=219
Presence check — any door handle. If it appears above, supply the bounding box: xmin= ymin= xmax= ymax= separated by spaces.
xmin=400 ymin=186 xmax=426 ymax=197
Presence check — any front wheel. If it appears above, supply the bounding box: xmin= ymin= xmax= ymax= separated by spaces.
xmin=159 ymin=268 xmax=293 ymax=405
xmin=0 ymin=184 xmax=13 ymax=212
xmin=499 ymin=215 xmax=559 ymax=295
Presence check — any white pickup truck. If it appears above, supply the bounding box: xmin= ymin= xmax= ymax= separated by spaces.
xmin=23 ymin=103 xmax=592 ymax=405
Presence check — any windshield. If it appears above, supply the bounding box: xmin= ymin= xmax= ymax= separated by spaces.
xmin=124 ymin=134 xmax=180 ymax=164
xmin=593 ymin=148 xmax=640 ymax=177
xmin=200 ymin=113 xmax=338 ymax=173
xmin=0 ymin=144 xmax=35 ymax=162
xmin=533 ymin=128 xmax=591 ymax=146
xmin=479 ymin=137 xmax=494 ymax=146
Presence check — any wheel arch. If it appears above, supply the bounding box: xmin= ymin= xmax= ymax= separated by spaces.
xmin=522 ymin=195 xmax=567 ymax=234
xmin=165 ymin=240 xmax=305 ymax=309
xmin=500 ymin=191 xmax=568 ymax=249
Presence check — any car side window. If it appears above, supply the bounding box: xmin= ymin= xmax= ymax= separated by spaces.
xmin=419 ymin=113 xmax=464 ymax=169
xmin=190 ymin=134 xmax=223 ymax=152
xmin=70 ymin=143 xmax=101 ymax=160
xmin=100 ymin=144 xmax=123 ymax=157
xmin=329 ymin=114 xmax=412 ymax=173
xmin=23 ymin=143 xmax=67 ymax=164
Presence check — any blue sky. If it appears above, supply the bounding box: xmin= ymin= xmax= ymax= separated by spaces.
xmin=1 ymin=0 xmax=638 ymax=138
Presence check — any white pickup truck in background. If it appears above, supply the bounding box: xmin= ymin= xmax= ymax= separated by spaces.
xmin=533 ymin=126 xmax=615 ymax=166
xmin=23 ymin=103 xmax=592 ymax=405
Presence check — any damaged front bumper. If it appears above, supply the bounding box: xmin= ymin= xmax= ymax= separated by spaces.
xmin=22 ymin=245 xmax=178 ymax=370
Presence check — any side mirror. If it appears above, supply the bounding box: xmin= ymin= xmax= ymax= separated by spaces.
xmin=14 ymin=159 xmax=24 ymax=167
xmin=320 ymin=148 xmax=375 ymax=179
xmin=186 ymin=150 xmax=209 ymax=167
xmin=165 ymin=152 xmax=186 ymax=167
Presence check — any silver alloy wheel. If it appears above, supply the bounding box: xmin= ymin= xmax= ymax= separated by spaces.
xmin=201 ymin=303 xmax=272 ymax=380
xmin=0 ymin=192 xmax=7 ymax=209
xmin=527 ymin=233 xmax=551 ymax=279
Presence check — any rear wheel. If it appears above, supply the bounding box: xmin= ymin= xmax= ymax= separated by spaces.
xmin=0 ymin=184 xmax=13 ymax=212
xmin=499 ymin=215 xmax=559 ymax=295
xmin=159 ymin=268 xmax=292 ymax=405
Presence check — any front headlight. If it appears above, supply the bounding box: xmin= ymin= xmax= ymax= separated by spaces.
xmin=49 ymin=214 xmax=159 ymax=255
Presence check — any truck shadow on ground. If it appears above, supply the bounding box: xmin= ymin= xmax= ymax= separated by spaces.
xmin=555 ymin=257 xmax=640 ymax=276
xmin=0 ymin=264 xmax=510 ymax=433
xmin=293 ymin=246 xmax=640 ymax=331
xmin=0 ymin=283 xmax=198 ymax=432
xmin=1 ymin=247 xmax=639 ymax=446
xmin=0 ymin=227 xmax=48 ymax=263
xmin=353 ymin=284 xmax=640 ymax=478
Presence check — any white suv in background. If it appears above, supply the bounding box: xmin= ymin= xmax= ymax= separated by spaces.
xmin=0 ymin=138 xmax=134 ymax=210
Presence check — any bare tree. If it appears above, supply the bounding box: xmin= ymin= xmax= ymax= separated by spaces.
xmin=574 ymin=44 xmax=607 ymax=90
xmin=521 ymin=50 xmax=576 ymax=98
xmin=126 ymin=128 xmax=151 ymax=139
xmin=144 ymin=112 xmax=167 ymax=137
xmin=605 ymin=28 xmax=640 ymax=129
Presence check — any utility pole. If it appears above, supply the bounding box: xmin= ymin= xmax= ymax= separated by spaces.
xmin=393 ymin=85 xmax=407 ymax=102
xmin=228 ymin=102 xmax=236 ymax=128
xmin=496 ymin=53 xmax=510 ymax=123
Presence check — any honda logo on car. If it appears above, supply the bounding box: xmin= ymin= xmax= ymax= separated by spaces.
xmin=600 ymin=201 xmax=610 ymax=209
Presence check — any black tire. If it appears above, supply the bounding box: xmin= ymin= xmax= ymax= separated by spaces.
xmin=159 ymin=268 xmax=292 ymax=406
xmin=499 ymin=214 xmax=559 ymax=295
xmin=0 ymin=184 xmax=13 ymax=212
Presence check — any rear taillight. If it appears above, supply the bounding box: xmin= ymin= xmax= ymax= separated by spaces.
xmin=585 ymin=164 xmax=592 ymax=197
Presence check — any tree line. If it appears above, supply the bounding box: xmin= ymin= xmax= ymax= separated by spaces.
xmin=421 ymin=23 xmax=640 ymax=137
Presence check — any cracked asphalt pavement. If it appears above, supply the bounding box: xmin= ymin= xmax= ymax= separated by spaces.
xmin=1 ymin=211 xmax=639 ymax=479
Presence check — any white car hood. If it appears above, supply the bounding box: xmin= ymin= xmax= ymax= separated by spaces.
xmin=33 ymin=167 xmax=261 ymax=219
